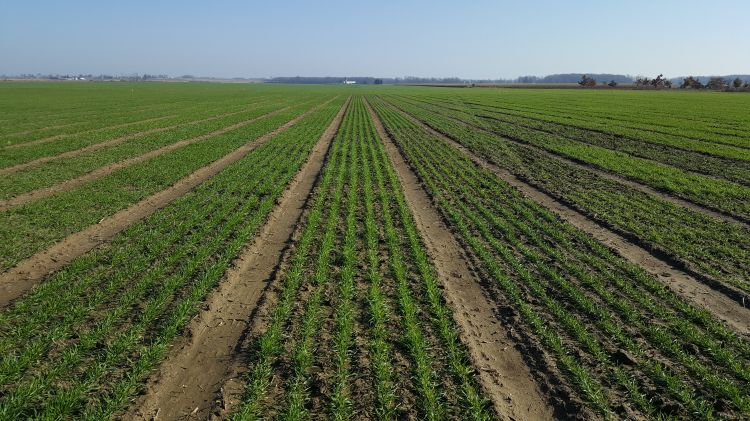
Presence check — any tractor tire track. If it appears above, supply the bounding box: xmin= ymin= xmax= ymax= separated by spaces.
xmin=130 ymin=97 xmax=349 ymax=421
xmin=365 ymin=99 xmax=556 ymax=419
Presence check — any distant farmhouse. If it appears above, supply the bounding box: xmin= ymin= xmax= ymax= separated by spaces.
xmin=343 ymin=78 xmax=356 ymax=85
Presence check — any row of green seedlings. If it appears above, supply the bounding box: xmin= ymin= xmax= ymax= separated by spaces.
xmin=233 ymin=97 xmax=492 ymax=420
xmin=0 ymin=101 xmax=344 ymax=420
xmin=423 ymin=94 xmax=750 ymax=211
xmin=457 ymin=96 xmax=750 ymax=177
xmin=0 ymin=97 xmax=332 ymax=273
xmin=371 ymin=98 xmax=750 ymax=419
xmin=5 ymin=114 xmax=177 ymax=150
xmin=0 ymin=98 xmax=297 ymax=200
xmin=381 ymin=95 xmax=750 ymax=296
xmin=0 ymin=86 xmax=250 ymax=136
xmin=401 ymin=94 xmax=750 ymax=186
xmin=391 ymin=95 xmax=750 ymax=220
xmin=232 ymin=98 xmax=352 ymax=420
xmin=0 ymin=93 xmax=301 ymax=167
xmin=447 ymin=92 xmax=750 ymax=149
xmin=1 ymin=88 xmax=301 ymax=143
xmin=0 ymin=98 xmax=200 ymax=142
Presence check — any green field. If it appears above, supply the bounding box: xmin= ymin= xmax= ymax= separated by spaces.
xmin=0 ymin=82 xmax=748 ymax=420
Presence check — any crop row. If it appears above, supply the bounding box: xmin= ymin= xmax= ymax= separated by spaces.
xmin=0 ymin=97 xmax=345 ymax=419
xmin=402 ymin=94 xmax=750 ymax=185
xmin=370 ymin=97 xmax=750 ymax=419
xmin=0 ymin=96 xmax=330 ymax=272
xmin=391 ymin=95 xmax=750 ymax=220
xmin=424 ymin=89 xmax=750 ymax=148
xmin=0 ymin=98 xmax=298 ymax=201
xmin=0 ymin=83 xmax=288 ymax=139
xmin=380 ymin=95 xmax=750 ymax=295
xmin=0 ymin=92 xmax=300 ymax=167
xmin=233 ymin=97 xmax=492 ymax=420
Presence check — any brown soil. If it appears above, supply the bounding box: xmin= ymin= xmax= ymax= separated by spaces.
xmin=0 ymin=98 xmax=337 ymax=308
xmin=0 ymin=103 xmax=277 ymax=175
xmin=393 ymin=106 xmax=750 ymax=336
xmin=4 ymin=115 xmax=177 ymax=149
xmin=128 ymin=98 xmax=349 ymax=421
xmin=365 ymin=99 xmax=556 ymax=419
xmin=0 ymin=108 xmax=290 ymax=211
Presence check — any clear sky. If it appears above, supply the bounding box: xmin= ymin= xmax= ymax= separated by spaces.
xmin=1 ymin=0 xmax=748 ymax=79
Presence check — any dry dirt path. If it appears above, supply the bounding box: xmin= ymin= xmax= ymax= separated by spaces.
xmin=390 ymin=98 xmax=750 ymax=228
xmin=386 ymin=101 xmax=750 ymax=336
xmin=0 ymin=102 xmax=277 ymax=175
xmin=0 ymin=107 xmax=290 ymax=211
xmin=366 ymin=99 xmax=556 ymax=419
xmin=129 ymin=98 xmax=350 ymax=421
xmin=0 ymin=98 xmax=336 ymax=308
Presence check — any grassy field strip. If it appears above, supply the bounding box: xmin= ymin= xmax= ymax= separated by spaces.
xmin=381 ymin=96 xmax=750 ymax=294
xmin=382 ymin=97 xmax=750 ymax=334
xmin=413 ymin=93 xmax=750 ymax=158
xmin=232 ymin=97 xmax=493 ymax=420
xmin=404 ymin=95 xmax=750 ymax=186
xmin=427 ymin=90 xmax=750 ymax=134
xmin=394 ymin=96 xmax=750 ymax=223
xmin=0 ymin=99 xmax=324 ymax=273
xmin=0 ymin=104 xmax=298 ymax=211
xmin=0 ymin=98 xmax=346 ymax=420
xmin=0 ymin=98 xmax=199 ymax=139
xmin=0 ymin=87 xmax=266 ymax=138
xmin=0 ymin=102 xmax=198 ymax=146
xmin=457 ymin=97 xmax=750 ymax=162
xmin=365 ymin=99 xmax=555 ymax=420
xmin=0 ymin=96 xmax=337 ymax=294
xmin=0 ymin=97 xmax=284 ymax=170
xmin=446 ymin=93 xmax=750 ymax=149
xmin=462 ymin=97 xmax=750 ymax=145
xmin=370 ymin=97 xmax=750 ymax=420
xmin=0 ymin=100 xmax=299 ymax=201
xmin=0 ymin=100 xmax=220 ymax=147
xmin=132 ymin=97 xmax=350 ymax=420
xmin=0 ymin=96 xmax=286 ymax=172
xmin=3 ymin=114 xmax=179 ymax=149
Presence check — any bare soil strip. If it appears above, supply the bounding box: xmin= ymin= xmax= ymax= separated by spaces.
xmin=130 ymin=98 xmax=350 ymax=421
xmin=0 ymin=108 xmax=290 ymax=211
xmin=0 ymin=104 xmax=277 ymax=175
xmin=364 ymin=100 xmax=555 ymax=418
xmin=394 ymin=100 xmax=749 ymax=228
xmin=4 ymin=115 xmax=177 ymax=149
xmin=391 ymin=105 xmax=750 ymax=335
xmin=0 ymin=98 xmax=336 ymax=308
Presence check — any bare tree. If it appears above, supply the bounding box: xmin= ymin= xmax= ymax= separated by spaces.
xmin=706 ymin=77 xmax=728 ymax=90
xmin=680 ymin=76 xmax=704 ymax=89
xmin=578 ymin=74 xmax=597 ymax=87
xmin=634 ymin=76 xmax=650 ymax=87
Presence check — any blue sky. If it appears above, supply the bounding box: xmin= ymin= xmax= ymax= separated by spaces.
xmin=1 ymin=0 xmax=748 ymax=79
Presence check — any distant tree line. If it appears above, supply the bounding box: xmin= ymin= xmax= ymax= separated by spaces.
xmin=678 ymin=76 xmax=749 ymax=91
xmin=578 ymin=73 xmax=749 ymax=91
